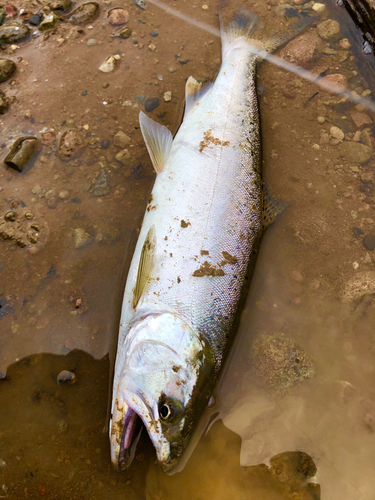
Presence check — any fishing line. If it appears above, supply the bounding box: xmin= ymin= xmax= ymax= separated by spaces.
xmin=146 ymin=0 xmax=375 ymax=112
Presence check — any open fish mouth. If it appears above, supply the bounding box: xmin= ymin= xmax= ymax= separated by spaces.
xmin=117 ymin=407 xmax=143 ymax=469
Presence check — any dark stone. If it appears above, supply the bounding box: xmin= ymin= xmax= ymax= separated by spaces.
xmin=29 ymin=14 xmax=42 ymax=26
xmin=81 ymin=90 xmax=88 ymax=96
xmin=101 ymin=139 xmax=110 ymax=149
xmin=352 ymin=227 xmax=364 ymax=238
xmin=71 ymin=197 xmax=81 ymax=203
xmin=363 ymin=234 xmax=375 ymax=250
xmin=144 ymin=97 xmax=159 ymax=112
xmin=150 ymin=30 xmax=158 ymax=37
xmin=285 ymin=7 xmax=299 ymax=18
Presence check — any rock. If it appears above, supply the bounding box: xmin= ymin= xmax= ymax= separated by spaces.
xmin=41 ymin=129 xmax=56 ymax=145
xmin=163 ymin=91 xmax=172 ymax=102
xmin=28 ymin=14 xmax=42 ymax=25
xmin=4 ymin=211 xmax=16 ymax=221
xmin=251 ymin=333 xmax=314 ymax=394
xmin=134 ymin=0 xmax=146 ymax=9
xmin=339 ymin=37 xmax=351 ymax=49
xmin=168 ymin=65 xmax=177 ymax=73
xmin=312 ymin=2 xmax=325 ymax=12
xmin=118 ymin=26 xmax=131 ymax=38
xmin=107 ymin=8 xmax=129 ymax=25
xmin=279 ymin=33 xmax=322 ymax=68
xmin=99 ymin=55 xmax=117 ymax=72
xmin=57 ymin=370 xmax=76 ymax=385
xmin=363 ymin=234 xmax=375 ymax=251
xmin=317 ymin=116 xmax=325 ymax=124
xmin=58 ymin=130 xmax=85 ymax=160
xmin=319 ymin=73 xmax=348 ymax=92
xmin=270 ymin=451 xmax=317 ymax=486
xmin=330 ymin=126 xmax=344 ymax=141
xmin=342 ymin=271 xmax=375 ymax=301
xmin=87 ymin=38 xmax=97 ymax=46
xmin=0 ymin=22 xmax=29 ymax=44
xmin=5 ymin=5 xmax=17 ymax=17
xmin=58 ymin=189 xmax=69 ymax=199
xmin=317 ymin=19 xmax=341 ymax=41
xmin=338 ymin=141 xmax=372 ymax=165
xmin=100 ymin=138 xmax=110 ymax=149
xmin=47 ymin=196 xmax=58 ymax=209
xmin=0 ymin=91 xmax=8 ymax=114
xmin=4 ymin=137 xmax=38 ymax=172
xmin=74 ymin=228 xmax=92 ymax=249
xmin=68 ymin=2 xmax=99 ymax=25
xmin=115 ymin=148 xmax=130 ymax=164
xmin=360 ymin=130 xmax=372 ymax=148
xmin=93 ymin=169 xmax=109 ymax=196
xmin=144 ymin=97 xmax=159 ymax=112
xmin=113 ymin=130 xmax=131 ymax=148
xmin=39 ymin=12 xmax=59 ymax=30
xmin=48 ymin=0 xmax=72 ymax=11
xmin=150 ymin=30 xmax=158 ymax=37
xmin=301 ymin=1 xmax=313 ymax=10
xmin=0 ymin=58 xmax=16 ymax=82
xmin=350 ymin=110 xmax=373 ymax=129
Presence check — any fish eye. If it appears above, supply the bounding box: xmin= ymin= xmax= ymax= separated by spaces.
xmin=160 ymin=403 xmax=174 ymax=420
xmin=158 ymin=399 xmax=182 ymax=424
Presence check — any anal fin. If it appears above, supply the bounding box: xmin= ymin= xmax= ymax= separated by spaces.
xmin=139 ymin=111 xmax=173 ymax=174
xmin=132 ymin=225 xmax=156 ymax=309
xmin=262 ymin=182 xmax=287 ymax=229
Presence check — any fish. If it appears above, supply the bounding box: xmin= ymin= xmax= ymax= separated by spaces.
xmin=109 ymin=6 xmax=312 ymax=472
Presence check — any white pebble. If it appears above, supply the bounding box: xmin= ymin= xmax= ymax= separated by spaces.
xmin=317 ymin=116 xmax=325 ymax=124
xmin=312 ymin=2 xmax=326 ymax=13
xmin=330 ymin=126 xmax=344 ymax=141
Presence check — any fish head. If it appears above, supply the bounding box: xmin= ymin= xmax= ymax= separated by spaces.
xmin=110 ymin=312 xmax=215 ymax=472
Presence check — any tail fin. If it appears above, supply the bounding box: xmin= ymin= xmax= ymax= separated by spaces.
xmin=220 ymin=5 xmax=318 ymax=58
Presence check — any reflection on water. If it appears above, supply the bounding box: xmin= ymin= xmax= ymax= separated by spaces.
xmin=1 ymin=0 xmax=375 ymax=497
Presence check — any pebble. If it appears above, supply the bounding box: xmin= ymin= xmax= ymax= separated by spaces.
xmin=87 ymin=38 xmax=97 ymax=46
xmin=144 ymin=97 xmax=159 ymax=112
xmin=330 ymin=126 xmax=344 ymax=141
xmin=363 ymin=234 xmax=375 ymax=251
xmin=279 ymin=32 xmax=322 ymax=68
xmin=57 ymin=370 xmax=76 ymax=385
xmin=0 ymin=22 xmax=29 ymax=44
xmin=134 ymin=0 xmax=146 ymax=9
xmin=163 ymin=91 xmax=171 ymax=102
xmin=107 ymin=8 xmax=129 ymax=25
xmin=168 ymin=65 xmax=177 ymax=73
xmin=74 ymin=228 xmax=92 ymax=248
xmin=115 ymin=148 xmax=130 ymax=164
xmin=58 ymin=130 xmax=85 ymax=159
xmin=339 ymin=37 xmax=351 ymax=49
xmin=118 ymin=26 xmax=132 ymax=38
xmin=317 ymin=116 xmax=325 ymax=124
xmin=101 ymin=138 xmax=110 ymax=149
xmin=58 ymin=189 xmax=69 ymax=199
xmin=350 ymin=110 xmax=373 ymax=129
xmin=47 ymin=196 xmax=58 ymax=209
xmin=69 ymin=2 xmax=99 ymax=25
xmin=0 ymin=58 xmax=16 ymax=83
xmin=342 ymin=271 xmax=375 ymax=301
xmin=93 ymin=169 xmax=109 ymax=196
xmin=150 ymin=30 xmax=158 ymax=37
xmin=41 ymin=129 xmax=56 ymax=145
xmin=312 ymin=2 xmax=325 ymax=12
xmin=28 ymin=14 xmax=42 ymax=26
xmin=113 ymin=130 xmax=131 ymax=148
xmin=316 ymin=19 xmax=341 ymax=41
xmin=339 ymin=141 xmax=372 ymax=165
xmin=319 ymin=73 xmax=348 ymax=91
xmin=4 ymin=211 xmax=16 ymax=222
xmin=39 ymin=12 xmax=59 ymax=31
xmin=99 ymin=55 xmax=117 ymax=72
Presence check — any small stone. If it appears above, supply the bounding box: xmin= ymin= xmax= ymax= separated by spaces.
xmin=93 ymin=169 xmax=109 ymax=196
xmin=339 ymin=37 xmax=351 ymax=49
xmin=291 ymin=270 xmax=304 ymax=282
xmin=338 ymin=141 xmax=372 ymax=165
xmin=0 ymin=22 xmax=29 ymax=44
xmin=45 ymin=189 xmax=55 ymax=199
xmin=74 ymin=228 xmax=92 ymax=248
xmin=360 ymin=171 xmax=373 ymax=182
xmin=58 ymin=130 xmax=85 ymax=159
xmin=363 ymin=253 xmax=372 ymax=264
xmin=32 ymin=184 xmax=42 ymax=195
xmin=319 ymin=73 xmax=348 ymax=92
xmin=363 ymin=234 xmax=375 ymax=251
xmin=312 ymin=2 xmax=325 ymax=12
xmin=317 ymin=19 xmax=341 ymax=41
xmin=350 ymin=110 xmax=373 ymax=129
xmin=301 ymin=1 xmax=313 ymax=10
xmin=25 ymin=212 xmax=33 ymax=219
xmin=280 ymin=35 xmax=322 ymax=69
xmin=107 ymin=8 xmax=129 ymax=25
xmin=0 ymin=58 xmax=16 ymax=83
xmin=28 ymin=14 xmax=42 ymax=25
xmin=163 ymin=91 xmax=171 ymax=102
xmin=168 ymin=65 xmax=177 ymax=73
xmin=134 ymin=0 xmax=146 ymax=9
xmin=317 ymin=116 xmax=325 ymax=124
xmin=41 ymin=129 xmax=56 ymax=145
xmin=101 ymin=138 xmax=110 ymax=149
xmin=39 ymin=12 xmax=59 ymax=30
xmin=150 ymin=30 xmax=158 ymax=37
xmin=342 ymin=271 xmax=375 ymax=301
xmin=113 ymin=131 xmax=131 ymax=148
xmin=47 ymin=196 xmax=58 ymax=209
xmin=69 ymin=2 xmax=99 ymax=25
xmin=144 ymin=97 xmax=159 ymax=112
xmin=118 ymin=26 xmax=132 ymax=38
xmin=353 ymin=131 xmax=361 ymax=142
xmin=115 ymin=148 xmax=130 ymax=164
xmin=57 ymin=370 xmax=76 ymax=385
xmin=99 ymin=55 xmax=117 ymax=73
xmin=330 ymin=126 xmax=344 ymax=141
xmin=87 ymin=38 xmax=97 ymax=46
xmin=202 ymin=4 xmax=208 ymax=9
xmin=179 ymin=57 xmax=189 ymax=65
xmin=58 ymin=189 xmax=69 ymax=199
xmin=4 ymin=211 xmax=16 ymax=221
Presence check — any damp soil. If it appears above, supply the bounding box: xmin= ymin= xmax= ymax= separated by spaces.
xmin=1 ymin=0 xmax=375 ymax=498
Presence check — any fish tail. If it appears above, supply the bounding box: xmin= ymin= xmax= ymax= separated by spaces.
xmin=220 ymin=4 xmax=317 ymax=58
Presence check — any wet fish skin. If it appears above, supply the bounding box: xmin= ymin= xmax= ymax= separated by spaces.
xmin=110 ymin=9 xmax=273 ymax=472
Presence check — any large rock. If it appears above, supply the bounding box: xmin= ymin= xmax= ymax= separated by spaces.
xmin=279 ymin=32 xmax=322 ymax=68
xmin=317 ymin=19 xmax=341 ymax=41
xmin=0 ymin=22 xmax=29 ymax=44
xmin=342 ymin=271 xmax=375 ymax=301
xmin=338 ymin=141 xmax=372 ymax=164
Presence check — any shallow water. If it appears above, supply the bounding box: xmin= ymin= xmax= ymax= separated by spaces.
xmin=1 ymin=0 xmax=375 ymax=498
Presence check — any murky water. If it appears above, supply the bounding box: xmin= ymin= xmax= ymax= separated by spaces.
xmin=1 ymin=0 xmax=375 ymax=498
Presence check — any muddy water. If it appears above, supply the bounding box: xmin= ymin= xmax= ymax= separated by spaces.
xmin=1 ymin=0 xmax=375 ymax=498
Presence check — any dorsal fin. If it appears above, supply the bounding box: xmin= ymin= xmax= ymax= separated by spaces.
xmin=184 ymin=76 xmax=212 ymax=120
xmin=262 ymin=182 xmax=287 ymax=229
xmin=132 ymin=225 xmax=156 ymax=309
xmin=139 ymin=111 xmax=173 ymax=174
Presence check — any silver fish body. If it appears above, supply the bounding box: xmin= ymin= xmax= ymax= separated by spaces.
xmin=110 ymin=9 xmax=279 ymax=472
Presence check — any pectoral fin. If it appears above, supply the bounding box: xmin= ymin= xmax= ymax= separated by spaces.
xmin=139 ymin=112 xmax=173 ymax=174
xmin=132 ymin=225 xmax=156 ymax=309
xmin=262 ymin=182 xmax=287 ymax=229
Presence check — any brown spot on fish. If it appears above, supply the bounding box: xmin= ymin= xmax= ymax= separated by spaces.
xmin=172 ymin=365 xmax=181 ymax=373
xmin=199 ymin=129 xmax=230 ymax=153
xmin=221 ymin=251 xmax=238 ymax=265
xmin=177 ymin=276 xmax=181 ymax=283
xmin=200 ymin=250 xmax=209 ymax=256
xmin=181 ymin=220 xmax=190 ymax=228
xmin=192 ymin=261 xmax=225 ymax=277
